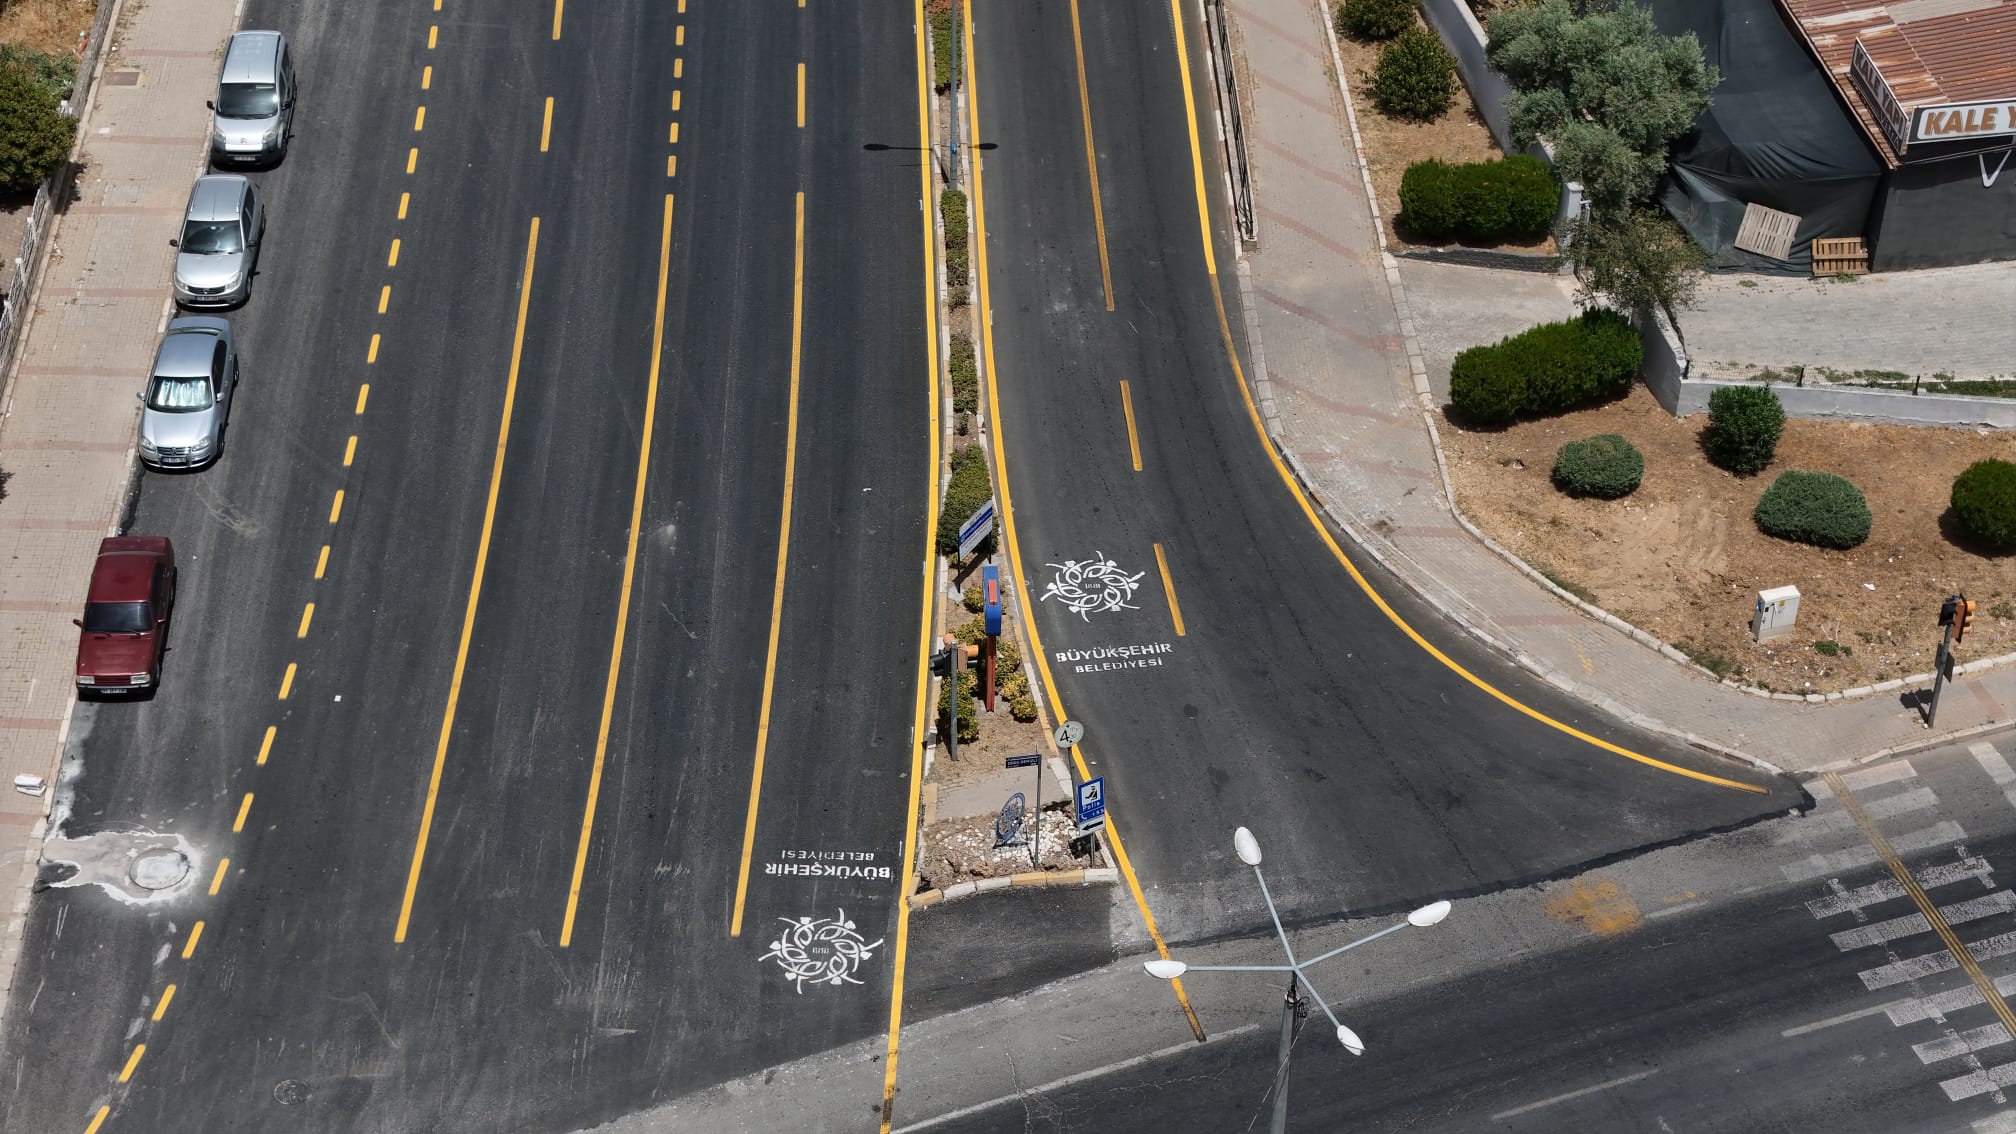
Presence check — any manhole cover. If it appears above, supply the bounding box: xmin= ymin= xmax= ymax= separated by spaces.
xmin=128 ymin=848 xmax=189 ymax=891
xmin=273 ymin=1079 xmax=311 ymax=1106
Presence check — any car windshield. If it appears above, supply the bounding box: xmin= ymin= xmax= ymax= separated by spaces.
xmin=180 ymin=218 xmax=243 ymax=254
xmin=83 ymin=601 xmax=151 ymax=634
xmin=147 ymin=375 xmax=213 ymax=412
xmin=216 ymin=82 xmax=280 ymax=118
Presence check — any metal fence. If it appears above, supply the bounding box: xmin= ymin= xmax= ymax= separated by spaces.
xmin=1203 ymin=0 xmax=1256 ymax=246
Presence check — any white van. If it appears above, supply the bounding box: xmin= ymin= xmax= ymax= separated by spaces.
xmin=208 ymin=31 xmax=296 ymax=166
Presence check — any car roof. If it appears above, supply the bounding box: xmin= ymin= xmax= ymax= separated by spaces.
xmin=186 ymin=175 xmax=250 ymax=223
xmin=87 ymin=549 xmax=162 ymax=603
xmin=221 ymin=31 xmax=283 ymax=84
xmin=153 ymin=327 xmax=219 ymax=378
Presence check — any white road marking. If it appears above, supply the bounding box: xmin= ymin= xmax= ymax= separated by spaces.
xmin=1808 ymin=761 xmax=1919 ymax=800
xmin=1860 ymin=930 xmax=2016 ymax=991
xmin=1773 ymin=787 xmax=1941 ymax=845
xmin=1916 ymin=1022 xmax=2012 ymax=1065
xmin=1832 ymin=892 xmax=2016 ymax=951
xmin=1807 ymin=856 xmax=1995 ymax=919
xmin=1943 ymin=1059 xmax=2016 ymax=1102
xmin=1782 ymin=821 xmax=1968 ymax=883
xmin=1973 ymin=743 xmax=2016 ymax=811
xmin=1487 ymin=1069 xmax=1661 ymax=1121
xmin=1889 ymin=972 xmax=2016 ymax=1027
xmin=1973 ymin=1109 xmax=2016 ymax=1134
xmin=1781 ymin=1001 xmax=1909 ymax=1037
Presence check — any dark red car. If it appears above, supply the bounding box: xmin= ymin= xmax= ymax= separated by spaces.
xmin=74 ymin=536 xmax=177 ymax=696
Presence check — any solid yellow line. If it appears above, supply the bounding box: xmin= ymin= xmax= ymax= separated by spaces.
xmin=558 ymin=195 xmax=676 ymax=949
xmin=879 ymin=4 xmax=943 ymax=1127
xmin=343 ymin=436 xmax=357 ymax=467
xmin=729 ymin=190 xmax=806 ymax=939
xmin=398 ymin=192 xmax=410 ymax=220
xmin=328 ymin=490 xmax=344 ymax=524
xmin=256 ymin=725 xmax=275 ymax=765
xmin=1156 ymin=0 xmax=1763 ymax=794
xmin=963 ymin=0 xmax=1206 ymax=1046
xmin=151 ymin=984 xmax=176 ymax=1022
xmin=1118 ymin=379 xmax=1142 ymax=471
xmin=551 ymin=0 xmax=563 ymax=39
xmin=180 ymin=921 xmax=203 ymax=959
xmin=422 ymin=65 xmax=432 ymax=90
xmin=1068 ymin=0 xmax=1115 ymax=311
xmin=208 ymin=857 xmax=230 ymax=896
xmin=84 ymin=1106 xmax=109 ymax=1134
xmin=314 ymin=545 xmax=330 ymax=579
xmin=413 ymin=105 xmax=425 ymax=132
xmin=797 ymin=62 xmax=806 ymax=128
xmin=377 ymin=285 xmax=391 ymax=314
xmin=233 ymin=792 xmax=253 ymax=831
xmin=396 ymin=218 xmax=541 ymax=944
xmin=297 ymin=602 xmax=314 ymax=638
xmin=541 ymin=96 xmax=554 ymax=152
xmin=355 ymin=384 xmax=370 ymax=414
xmin=387 ymin=239 xmax=400 ymax=267
xmin=1153 ymin=543 xmax=1187 ymax=637
xmin=117 ymin=1044 xmax=144 ymax=1083
xmin=1829 ymin=771 xmax=2016 ymax=1035
xmin=278 ymin=663 xmax=296 ymax=700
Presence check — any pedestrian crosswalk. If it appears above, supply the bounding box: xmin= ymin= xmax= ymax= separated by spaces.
xmin=1786 ymin=746 xmax=2016 ymax=1120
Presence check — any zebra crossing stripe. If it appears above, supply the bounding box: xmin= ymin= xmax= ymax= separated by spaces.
xmin=1889 ymin=972 xmax=2016 ymax=1027
xmin=1783 ymin=821 xmax=1968 ymax=883
xmin=1808 ymin=761 xmax=1919 ymax=800
xmin=1808 ymin=856 xmax=1995 ymax=919
xmin=1916 ymin=1022 xmax=2012 ymax=1065
xmin=1859 ymin=928 xmax=2016 ymax=991
xmin=1972 ymin=744 xmax=2016 ymax=811
xmin=1943 ymin=1058 xmax=2016 ymax=1102
xmin=1974 ymin=1110 xmax=2016 ymax=1134
xmin=1775 ymin=787 xmax=1942 ymax=846
xmin=1833 ymin=892 xmax=2016 ymax=951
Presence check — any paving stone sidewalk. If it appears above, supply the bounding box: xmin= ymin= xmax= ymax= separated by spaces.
xmin=1225 ymin=0 xmax=2016 ymax=778
xmin=0 ymin=0 xmax=237 ymax=1033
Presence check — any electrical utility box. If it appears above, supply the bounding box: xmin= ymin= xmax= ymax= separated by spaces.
xmin=1753 ymin=586 xmax=1801 ymax=642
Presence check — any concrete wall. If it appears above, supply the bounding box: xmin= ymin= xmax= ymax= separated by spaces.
xmin=1634 ymin=307 xmax=1688 ymax=413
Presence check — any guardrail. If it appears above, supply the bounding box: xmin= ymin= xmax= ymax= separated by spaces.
xmin=1202 ymin=0 xmax=1256 ymax=247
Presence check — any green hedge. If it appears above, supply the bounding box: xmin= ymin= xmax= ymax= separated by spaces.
xmin=937 ymin=669 xmax=980 ymax=742
xmin=937 ymin=444 xmax=994 ymax=557
xmin=1399 ymin=155 xmax=1558 ymax=244
xmin=1336 ymin=0 xmax=1415 ymax=40
xmin=930 ymin=3 xmax=957 ymax=92
xmin=1370 ymin=27 xmax=1456 ymax=122
xmin=1952 ymin=458 xmax=2016 ymax=549
xmin=942 ymin=188 xmax=970 ymax=287
xmin=1703 ymin=385 xmax=1785 ymax=474
xmin=1448 ymin=309 xmax=1641 ymax=424
xmin=950 ymin=333 xmax=978 ymax=413
xmin=1754 ymin=470 xmax=1871 ymax=549
xmin=1552 ymin=434 xmax=1643 ymax=499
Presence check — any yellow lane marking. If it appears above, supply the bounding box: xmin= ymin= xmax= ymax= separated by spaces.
xmin=797 ymin=62 xmax=806 ymax=128
xmin=541 ymin=96 xmax=554 ymax=152
xmin=413 ymin=106 xmax=425 ymax=132
xmin=398 ymin=192 xmax=410 ymax=220
xmin=964 ymin=0 xmax=1206 ymax=1044
xmin=84 ymin=1106 xmax=110 ymax=1134
xmin=551 ymin=0 xmax=563 ymax=40
xmin=1153 ymin=543 xmax=1186 ymax=637
xmin=151 ymin=984 xmax=175 ymax=1022
xmin=676 ymin=24 xmax=685 ymax=45
xmin=343 ymin=435 xmax=357 ymax=467
xmin=314 ymin=544 xmax=331 ymax=579
xmin=396 ymin=218 xmax=541 ymax=943
xmin=672 ymin=90 xmax=681 ymax=111
xmin=406 ymin=148 xmax=418 ymax=174
xmin=355 ymin=384 xmax=369 ymax=414
xmin=368 ymin=333 xmax=380 ymax=362
xmin=233 ymin=792 xmax=254 ymax=831
xmin=880 ymin=4 xmax=943 ymax=1127
xmin=377 ymin=285 xmax=391 ymax=314
xmin=388 ymin=239 xmax=400 ymax=267
xmin=1157 ymin=0 xmax=1765 ymax=794
xmin=1068 ymin=0 xmax=1114 ymax=311
xmin=328 ymin=490 xmax=344 ymax=524
xmin=674 ymin=58 xmax=684 ymax=79
xmin=278 ymin=663 xmax=296 ymax=700
xmin=297 ymin=602 xmax=314 ymax=638
xmin=666 ymin=155 xmax=677 ymax=177
xmin=1829 ymin=771 xmax=2016 ymax=1036
xmin=428 ymin=25 xmax=438 ymax=49
xmin=208 ymin=857 xmax=230 ymax=896
xmin=422 ymin=65 xmax=432 ymax=90
xmin=257 ymin=725 xmax=275 ymax=765
xmin=558 ymin=196 xmax=676 ymax=948
xmin=1118 ymin=379 xmax=1141 ymax=471
xmin=117 ymin=1044 xmax=144 ymax=1083
xmin=729 ymin=190 xmax=807 ymax=939
xmin=180 ymin=921 xmax=203 ymax=959
xmin=669 ymin=122 xmax=680 ymax=144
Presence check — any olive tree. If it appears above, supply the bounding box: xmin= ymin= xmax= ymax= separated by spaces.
xmin=0 ymin=62 xmax=73 ymax=193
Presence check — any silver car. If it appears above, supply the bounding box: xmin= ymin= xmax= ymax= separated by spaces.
xmin=209 ymin=31 xmax=296 ymax=166
xmin=138 ymin=317 xmax=238 ymax=470
xmin=171 ymin=175 xmax=265 ymax=308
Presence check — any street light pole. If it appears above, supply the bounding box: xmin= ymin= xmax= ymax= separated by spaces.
xmin=1143 ymin=827 xmax=1450 ymax=1133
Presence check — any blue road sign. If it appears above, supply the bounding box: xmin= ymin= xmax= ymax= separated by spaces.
xmin=1005 ymin=753 xmax=1040 ymax=769
xmin=957 ymin=499 xmax=997 ymax=559
xmin=1075 ymin=777 xmax=1106 ymax=831
xmin=983 ymin=564 xmax=1002 ymax=637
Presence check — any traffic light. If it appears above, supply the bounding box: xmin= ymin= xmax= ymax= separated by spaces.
xmin=930 ymin=634 xmax=980 ymax=675
xmin=1941 ymin=596 xmax=1959 ymax=627
xmin=1957 ymin=599 xmax=1978 ymax=644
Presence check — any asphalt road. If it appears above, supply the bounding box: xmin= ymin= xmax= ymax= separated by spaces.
xmin=965 ymin=0 xmax=1804 ymax=945
xmin=0 ymin=2 xmax=929 ymax=1132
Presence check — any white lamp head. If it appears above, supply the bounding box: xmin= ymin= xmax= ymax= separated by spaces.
xmin=1144 ymin=959 xmax=1188 ymax=980
xmin=1408 ymin=900 xmax=1452 ymax=927
xmin=1233 ymin=826 xmax=1263 ymax=866
xmin=1336 ymin=1024 xmax=1365 ymax=1055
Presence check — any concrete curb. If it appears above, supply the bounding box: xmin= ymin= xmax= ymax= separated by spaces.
xmin=908 ymin=867 xmax=1119 ymax=911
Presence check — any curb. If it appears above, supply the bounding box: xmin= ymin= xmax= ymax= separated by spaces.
xmin=907 ymin=867 xmax=1120 ymax=911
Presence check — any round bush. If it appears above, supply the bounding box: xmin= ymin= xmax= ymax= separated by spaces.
xmin=1338 ymin=0 xmax=1417 ymax=40
xmin=1370 ymin=28 xmax=1455 ymax=122
xmin=1398 ymin=159 xmax=1463 ymax=241
xmin=1754 ymin=470 xmax=1872 ymax=550
xmin=1449 ymin=341 xmax=1528 ymax=425
xmin=1009 ymin=695 xmax=1039 ymax=722
xmin=1552 ymin=434 xmax=1643 ymax=499
xmin=0 ymin=63 xmax=74 ymax=193
xmin=1463 ymin=154 xmax=1559 ymax=240
xmin=1952 ymin=458 xmax=2016 ymax=550
xmin=937 ymin=669 xmax=980 ymax=742
xmin=1704 ymin=385 xmax=1784 ymax=474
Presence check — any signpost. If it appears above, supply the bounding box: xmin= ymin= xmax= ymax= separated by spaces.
xmin=1054 ymin=720 xmax=1084 ymax=749
xmin=956 ymin=499 xmax=996 ymax=561
xmin=1927 ymin=593 xmax=1976 ymax=727
xmin=1075 ymin=776 xmax=1106 ymax=831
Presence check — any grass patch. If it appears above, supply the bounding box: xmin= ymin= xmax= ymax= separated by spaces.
xmin=1993 ymin=602 xmax=2016 ymax=621
xmin=1812 ymin=638 xmax=1850 ymax=657
xmin=1675 ymin=639 xmax=1735 ymax=679
xmin=1536 ymin=566 xmax=1595 ymax=605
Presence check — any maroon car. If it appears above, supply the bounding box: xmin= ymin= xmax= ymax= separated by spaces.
xmin=74 ymin=536 xmax=177 ymax=696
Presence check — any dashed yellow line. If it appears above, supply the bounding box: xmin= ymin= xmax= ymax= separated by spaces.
xmin=427 ymin=25 xmax=438 ymax=49
xmin=551 ymin=0 xmax=564 ymax=40
xmin=278 ymin=663 xmax=296 ymax=700
xmin=413 ymin=106 xmax=425 ymax=132
xmin=117 ymin=1044 xmax=144 ymax=1083
xmin=256 ymin=725 xmax=275 ymax=765
xmin=422 ymin=65 xmax=432 ymax=90
xmin=151 ymin=984 xmax=176 ymax=1022
xmin=315 ymin=544 xmax=331 ymax=579
xmin=84 ymin=1106 xmax=110 ymax=1134
xmin=355 ymin=384 xmax=370 ymax=414
xmin=180 ymin=921 xmax=204 ymax=959
xmin=343 ymin=436 xmax=357 ymax=467
xmin=398 ymin=192 xmax=410 ymax=220
xmin=674 ymin=58 xmax=684 ymax=79
xmin=387 ymin=239 xmax=400 ymax=268
xmin=797 ymin=62 xmax=806 ymax=128
xmin=541 ymin=96 xmax=554 ymax=152
xmin=377 ymin=285 xmax=391 ymax=314
xmin=406 ymin=148 xmax=418 ymax=174
xmin=1118 ymin=379 xmax=1141 ymax=471
xmin=297 ymin=602 xmax=315 ymax=638
xmin=233 ymin=792 xmax=254 ymax=831
xmin=1153 ymin=543 xmax=1186 ymax=637
xmin=208 ymin=857 xmax=230 ymax=896
xmin=328 ymin=490 xmax=344 ymax=524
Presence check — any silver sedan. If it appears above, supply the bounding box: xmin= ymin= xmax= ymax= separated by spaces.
xmin=171 ymin=174 xmax=265 ymax=308
xmin=138 ymin=316 xmax=238 ymax=470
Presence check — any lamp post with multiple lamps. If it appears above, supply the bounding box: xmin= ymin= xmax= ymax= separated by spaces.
xmin=1144 ymin=827 xmax=1451 ymax=1134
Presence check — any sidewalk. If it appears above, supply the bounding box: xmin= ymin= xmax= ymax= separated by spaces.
xmin=1224 ymin=0 xmax=2016 ymax=777
xmin=0 ymin=0 xmax=235 ymax=1031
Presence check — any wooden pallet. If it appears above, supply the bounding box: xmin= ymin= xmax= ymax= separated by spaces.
xmin=1812 ymin=236 xmax=1870 ymax=277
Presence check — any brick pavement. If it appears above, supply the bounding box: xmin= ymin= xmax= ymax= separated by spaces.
xmin=1226 ymin=0 xmax=2016 ymax=778
xmin=0 ymin=0 xmax=237 ymax=1034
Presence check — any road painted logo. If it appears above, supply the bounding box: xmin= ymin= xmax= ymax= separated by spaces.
xmin=1040 ymin=552 xmax=1145 ymax=620
xmin=1054 ymin=640 xmax=1175 ymax=672
xmin=760 ymin=908 xmax=885 ymax=992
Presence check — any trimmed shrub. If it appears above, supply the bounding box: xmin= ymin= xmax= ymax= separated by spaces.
xmin=937 ymin=669 xmax=980 ymax=742
xmin=1448 ymin=344 xmax=1527 ymax=425
xmin=1448 ymin=309 xmax=1640 ymax=424
xmin=1000 ymin=671 xmax=1031 ymax=701
xmin=0 ymin=46 xmax=76 ymax=103
xmin=941 ymin=189 xmax=968 ymax=250
xmin=1754 ymin=470 xmax=1872 ymax=550
xmin=1337 ymin=0 xmax=1416 ymax=41
xmin=1399 ymin=155 xmax=1559 ymax=244
xmin=962 ymin=582 xmax=985 ymax=613
xmin=936 ymin=444 xmax=994 ymax=557
xmin=950 ymin=333 xmax=978 ymax=413
xmin=929 ymin=1 xmax=956 ymax=92
xmin=1952 ymin=458 xmax=2016 ymax=550
xmin=1703 ymin=385 xmax=1784 ymax=474
xmin=0 ymin=63 xmax=75 ymax=193
xmin=1009 ymin=695 xmax=1038 ymax=722
xmin=1552 ymin=434 xmax=1643 ymax=498
xmin=1369 ymin=28 xmax=1456 ymax=122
